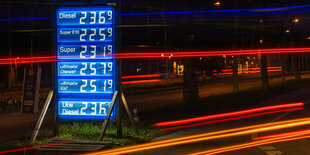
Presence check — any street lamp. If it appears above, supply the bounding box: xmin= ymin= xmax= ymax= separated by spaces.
xmin=214 ymin=1 xmax=221 ymax=6
xmin=293 ymin=18 xmax=299 ymax=23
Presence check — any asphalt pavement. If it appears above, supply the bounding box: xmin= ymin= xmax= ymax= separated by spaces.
xmin=128 ymin=84 xmax=310 ymax=155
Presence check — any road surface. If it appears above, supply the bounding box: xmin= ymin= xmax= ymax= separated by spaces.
xmin=127 ymin=85 xmax=310 ymax=155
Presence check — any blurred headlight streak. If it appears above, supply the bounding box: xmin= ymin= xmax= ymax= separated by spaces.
xmin=122 ymin=79 xmax=161 ymax=85
xmin=0 ymin=142 xmax=67 ymax=154
xmin=160 ymin=108 xmax=303 ymax=131
xmin=121 ymin=74 xmax=161 ymax=79
xmin=190 ymin=129 xmax=310 ymax=155
xmin=152 ymin=103 xmax=304 ymax=127
xmin=1 ymin=47 xmax=310 ymax=65
xmin=85 ymin=117 xmax=310 ymax=155
xmin=252 ymin=128 xmax=310 ymax=141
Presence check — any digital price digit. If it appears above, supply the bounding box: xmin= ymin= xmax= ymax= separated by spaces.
xmin=80 ymin=29 xmax=87 ymax=41
xmin=90 ymin=63 xmax=96 ymax=75
xmin=80 ymin=12 xmax=87 ymax=24
xmin=81 ymin=80 xmax=87 ymax=92
xmin=99 ymin=11 xmax=106 ymax=24
xmin=80 ymin=63 xmax=87 ymax=75
xmin=80 ymin=46 xmax=87 ymax=58
xmin=90 ymin=12 xmax=96 ymax=24
xmin=90 ymin=80 xmax=96 ymax=92
xmin=90 ymin=46 xmax=96 ymax=58
xmin=81 ymin=102 xmax=87 ymax=114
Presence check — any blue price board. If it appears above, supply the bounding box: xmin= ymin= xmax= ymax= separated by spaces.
xmin=56 ymin=6 xmax=116 ymax=121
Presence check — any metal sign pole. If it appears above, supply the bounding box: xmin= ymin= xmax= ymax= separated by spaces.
xmin=121 ymin=93 xmax=138 ymax=135
xmin=31 ymin=90 xmax=54 ymax=142
xmin=98 ymin=91 xmax=119 ymax=141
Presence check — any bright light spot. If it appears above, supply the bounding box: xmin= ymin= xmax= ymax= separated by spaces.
xmin=223 ymin=55 xmax=226 ymax=58
xmin=285 ymin=29 xmax=290 ymax=33
xmin=200 ymin=57 xmax=202 ymax=60
xmin=307 ymin=37 xmax=310 ymax=40
xmin=214 ymin=1 xmax=221 ymax=6
xmin=293 ymin=18 xmax=299 ymax=23
xmin=169 ymin=56 xmax=171 ymax=59
xmin=259 ymin=39 xmax=263 ymax=44
xmin=170 ymin=54 xmax=173 ymax=57
xmin=161 ymin=54 xmax=164 ymax=57
xmin=259 ymin=19 xmax=263 ymax=23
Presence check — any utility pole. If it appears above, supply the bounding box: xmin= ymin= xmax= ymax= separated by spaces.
xmin=161 ymin=6 xmax=168 ymax=79
xmin=260 ymin=0 xmax=269 ymax=88
xmin=7 ymin=2 xmax=15 ymax=89
xmin=182 ymin=0 xmax=199 ymax=105
xmin=232 ymin=0 xmax=239 ymax=93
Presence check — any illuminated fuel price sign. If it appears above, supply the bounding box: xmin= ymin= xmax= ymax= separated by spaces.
xmin=56 ymin=6 xmax=116 ymax=121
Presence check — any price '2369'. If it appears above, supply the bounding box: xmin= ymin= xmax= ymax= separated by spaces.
xmin=80 ymin=11 xmax=112 ymax=24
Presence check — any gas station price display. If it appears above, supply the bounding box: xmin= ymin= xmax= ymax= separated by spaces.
xmin=56 ymin=7 xmax=116 ymax=120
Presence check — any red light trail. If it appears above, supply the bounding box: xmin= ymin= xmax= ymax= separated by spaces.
xmin=121 ymin=74 xmax=162 ymax=84
xmin=160 ymin=108 xmax=303 ymax=131
xmin=152 ymin=102 xmax=304 ymax=127
xmin=122 ymin=79 xmax=161 ymax=84
xmin=252 ymin=128 xmax=310 ymax=141
xmin=1 ymin=47 xmax=310 ymax=65
xmin=116 ymin=47 xmax=310 ymax=59
xmin=191 ymin=134 xmax=310 ymax=155
xmin=0 ymin=142 xmax=67 ymax=154
xmin=191 ymin=128 xmax=310 ymax=155
xmin=121 ymin=74 xmax=161 ymax=79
